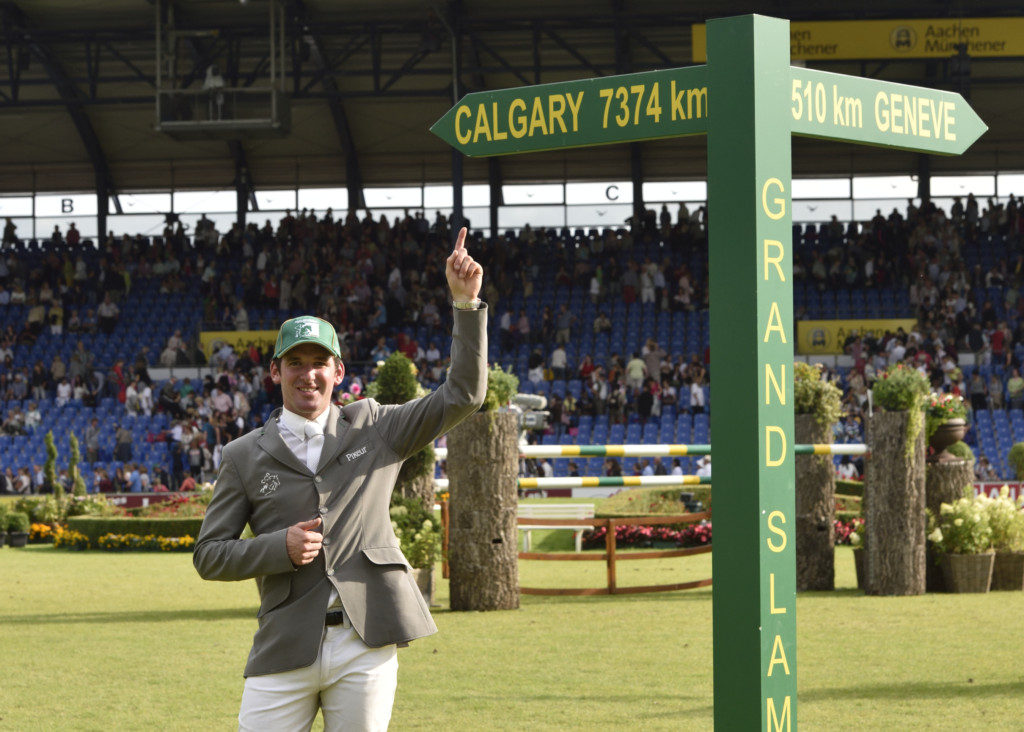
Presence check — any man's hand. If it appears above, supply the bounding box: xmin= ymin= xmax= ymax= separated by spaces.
xmin=286 ymin=517 xmax=323 ymax=566
xmin=445 ymin=227 xmax=483 ymax=302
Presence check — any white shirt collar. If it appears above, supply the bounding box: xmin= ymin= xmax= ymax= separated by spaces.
xmin=279 ymin=406 xmax=331 ymax=439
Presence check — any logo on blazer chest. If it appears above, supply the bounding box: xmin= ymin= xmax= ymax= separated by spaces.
xmin=259 ymin=472 xmax=281 ymax=495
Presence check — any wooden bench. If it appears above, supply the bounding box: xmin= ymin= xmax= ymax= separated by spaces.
xmin=517 ymin=503 xmax=596 ymax=553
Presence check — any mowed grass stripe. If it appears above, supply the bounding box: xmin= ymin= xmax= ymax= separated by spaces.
xmin=2 ymin=546 xmax=1023 ymax=730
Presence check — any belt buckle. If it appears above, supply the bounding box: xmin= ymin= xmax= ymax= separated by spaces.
xmin=325 ymin=609 xmax=345 ymax=626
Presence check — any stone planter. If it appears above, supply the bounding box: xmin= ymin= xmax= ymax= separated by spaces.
xmin=940 ymin=552 xmax=994 ymax=593
xmin=6 ymin=531 xmax=29 ymax=548
xmin=928 ymin=419 xmax=968 ymax=462
xmin=992 ymin=552 xmax=1024 ymax=591
xmin=413 ymin=566 xmax=435 ymax=607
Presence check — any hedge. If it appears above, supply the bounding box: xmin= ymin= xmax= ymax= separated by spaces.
xmin=836 ymin=479 xmax=863 ymax=497
xmin=66 ymin=516 xmax=203 ymax=543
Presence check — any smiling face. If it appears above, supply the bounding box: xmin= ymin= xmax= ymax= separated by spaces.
xmin=270 ymin=342 xmax=345 ymax=420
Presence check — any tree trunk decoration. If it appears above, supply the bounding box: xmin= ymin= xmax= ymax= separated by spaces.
xmin=795 ymin=414 xmax=836 ymax=591
xmin=924 ymin=459 xmax=974 ymax=592
xmin=396 ymin=472 xmax=435 ymax=513
xmin=865 ymin=411 xmax=926 ymax=596
xmin=447 ymin=411 xmax=520 ymax=611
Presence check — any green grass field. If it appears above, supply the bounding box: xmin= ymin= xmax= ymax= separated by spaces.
xmin=2 ymin=543 xmax=1023 ymax=730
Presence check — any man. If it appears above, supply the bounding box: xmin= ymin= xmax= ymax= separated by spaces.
xmin=194 ymin=228 xmax=486 ymax=731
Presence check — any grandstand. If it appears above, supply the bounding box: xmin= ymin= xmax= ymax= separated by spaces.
xmin=1 ymin=1 xmax=1024 ymax=491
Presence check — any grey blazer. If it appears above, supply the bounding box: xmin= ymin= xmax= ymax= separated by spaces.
xmin=194 ymin=306 xmax=487 ymax=677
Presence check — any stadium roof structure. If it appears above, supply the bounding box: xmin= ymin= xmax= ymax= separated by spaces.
xmin=0 ymin=0 xmax=1022 ymax=197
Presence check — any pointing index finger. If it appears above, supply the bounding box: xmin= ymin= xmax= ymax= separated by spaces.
xmin=453 ymin=226 xmax=468 ymax=253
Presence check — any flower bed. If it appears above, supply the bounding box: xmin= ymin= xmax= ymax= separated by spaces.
xmin=834 ymin=517 xmax=864 ymax=545
xmin=96 ymin=533 xmax=195 ymax=552
xmin=583 ymin=520 xmax=712 ymax=549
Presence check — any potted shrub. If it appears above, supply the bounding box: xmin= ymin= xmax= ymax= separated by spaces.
xmin=1008 ymin=443 xmax=1024 ymax=480
xmin=986 ymin=486 xmax=1024 ymax=591
xmin=0 ymin=503 xmax=8 ymax=547
xmin=927 ymin=493 xmax=994 ymax=592
xmin=390 ymin=496 xmax=442 ymax=606
xmin=924 ymin=392 xmax=969 ymax=461
xmin=5 ymin=511 xmax=31 ymax=548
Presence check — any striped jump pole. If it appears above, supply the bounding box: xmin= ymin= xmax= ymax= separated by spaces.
xmin=433 ymin=443 xmax=867 ymax=460
xmin=434 ymin=475 xmax=711 ymax=491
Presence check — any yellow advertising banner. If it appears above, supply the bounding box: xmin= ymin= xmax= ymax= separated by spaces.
xmin=692 ymin=18 xmax=1024 ymax=61
xmin=200 ymin=330 xmax=278 ymax=359
xmin=797 ymin=319 xmax=917 ymax=355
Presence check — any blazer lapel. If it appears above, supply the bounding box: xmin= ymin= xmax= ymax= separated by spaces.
xmin=258 ymin=416 xmax=313 ymax=476
xmin=316 ymin=404 xmax=350 ymax=472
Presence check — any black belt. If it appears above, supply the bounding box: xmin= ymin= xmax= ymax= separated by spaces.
xmin=325 ymin=609 xmax=346 ymax=626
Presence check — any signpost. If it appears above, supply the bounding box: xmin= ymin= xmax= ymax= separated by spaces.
xmin=431 ymin=13 xmax=985 ymax=730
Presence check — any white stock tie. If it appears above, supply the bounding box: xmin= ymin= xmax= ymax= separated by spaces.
xmin=303 ymin=421 xmax=324 ymax=473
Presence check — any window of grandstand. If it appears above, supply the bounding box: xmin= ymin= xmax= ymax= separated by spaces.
xmin=363 ymin=187 xmax=423 ymax=208
xmin=998 ymin=173 xmax=1024 ymax=196
xmin=642 ymin=181 xmax=707 ymax=203
xmin=931 ymin=175 xmax=996 ymax=197
xmin=791 ymin=178 xmax=850 ymax=199
xmin=254 ymin=189 xmax=297 ymax=211
xmin=297 ymin=187 xmax=348 ymax=211
xmin=567 ymin=181 xmax=633 ymax=204
xmin=503 ymin=183 xmax=564 ymax=204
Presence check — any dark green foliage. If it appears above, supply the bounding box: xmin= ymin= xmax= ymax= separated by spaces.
xmin=946 ymin=440 xmax=975 ymax=462
xmin=372 ymin=352 xmax=421 ymax=405
xmin=69 ymin=432 xmax=87 ymax=497
xmin=6 ymin=511 xmax=30 ymax=533
xmin=1007 ymin=443 xmax=1024 ymax=479
xmin=66 ymin=517 xmax=204 ymax=542
xmin=483 ymin=366 xmax=519 ymax=412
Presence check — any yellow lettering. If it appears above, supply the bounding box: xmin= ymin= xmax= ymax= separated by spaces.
xmin=671 ymin=80 xmax=686 ymax=120
xmin=767 ymin=510 xmax=787 ymax=552
xmin=472 ymin=104 xmax=492 ymax=143
xmin=455 ymin=105 xmax=472 ymax=145
xmin=763 ymin=302 xmax=787 ymax=343
xmin=943 ymin=100 xmax=956 ymax=141
xmin=874 ymin=91 xmax=889 ymax=132
xmin=769 ymin=573 xmax=787 ymax=615
xmin=548 ymin=94 xmax=567 ymax=134
xmin=763 ymin=239 xmax=786 ymax=282
xmin=688 ymin=86 xmax=707 ymax=118
xmin=904 ymin=95 xmax=917 ymax=136
xmin=767 ymin=696 xmax=792 ymax=732
xmin=918 ymin=97 xmax=930 ymax=138
xmin=765 ymin=363 xmax=786 ymax=406
xmin=761 ymin=179 xmax=785 ymax=220
xmin=565 ymin=91 xmax=583 ymax=132
xmin=509 ymin=99 xmax=527 ymax=138
xmin=767 ymin=635 xmax=790 ymax=675
xmin=491 ymin=102 xmax=507 ymax=141
xmin=891 ymin=93 xmax=904 ymax=134
xmin=528 ymin=96 xmax=549 ymax=137
xmin=765 ymin=427 xmax=787 ymax=468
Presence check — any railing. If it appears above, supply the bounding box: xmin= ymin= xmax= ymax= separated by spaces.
xmin=517 ymin=512 xmax=712 ymax=596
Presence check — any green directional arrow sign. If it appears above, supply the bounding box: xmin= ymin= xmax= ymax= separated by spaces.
xmin=430 ymin=66 xmax=708 ymax=156
xmin=789 ymin=67 xmax=987 ymax=155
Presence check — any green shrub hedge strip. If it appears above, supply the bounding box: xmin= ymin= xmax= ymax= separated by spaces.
xmin=66 ymin=517 xmax=203 ymax=542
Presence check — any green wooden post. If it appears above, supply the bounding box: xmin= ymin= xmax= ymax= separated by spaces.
xmin=708 ymin=15 xmax=796 ymax=731
xmin=429 ymin=14 xmax=986 ymax=729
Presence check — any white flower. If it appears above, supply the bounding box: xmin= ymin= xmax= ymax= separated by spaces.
xmin=928 ymin=528 xmax=943 ymax=543
xmin=954 ymin=518 xmax=964 ymax=527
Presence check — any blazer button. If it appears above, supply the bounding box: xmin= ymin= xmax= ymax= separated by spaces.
xmin=322 ymin=537 xmax=331 ymax=547
xmin=315 ymin=475 xmax=323 ymax=483
xmin=326 ymin=569 xmax=335 ymax=577
xmin=318 ymin=507 xmax=328 ymax=516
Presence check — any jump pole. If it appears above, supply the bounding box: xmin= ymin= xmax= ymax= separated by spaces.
xmin=431 ymin=13 xmax=985 ymax=729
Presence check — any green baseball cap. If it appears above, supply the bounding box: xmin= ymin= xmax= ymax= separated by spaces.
xmin=273 ymin=316 xmax=342 ymax=360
